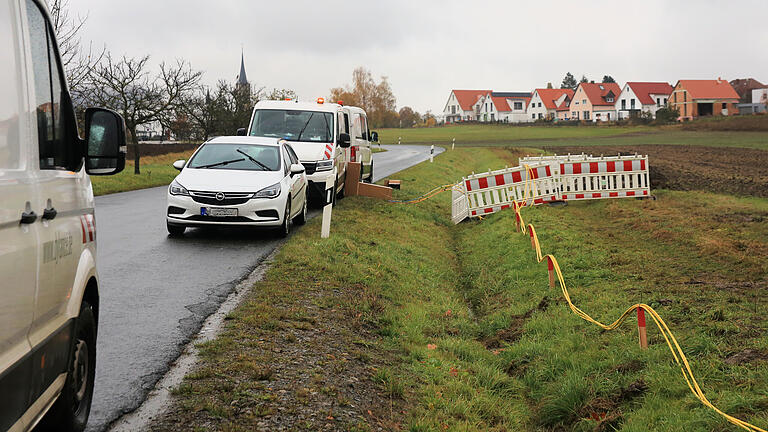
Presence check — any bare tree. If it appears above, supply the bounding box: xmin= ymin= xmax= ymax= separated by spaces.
xmin=49 ymin=0 xmax=104 ymax=100
xmin=330 ymin=67 xmax=399 ymax=127
xmin=84 ymin=54 xmax=201 ymax=173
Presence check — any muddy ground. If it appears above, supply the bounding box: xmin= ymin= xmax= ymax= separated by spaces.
xmin=543 ymin=145 xmax=768 ymax=198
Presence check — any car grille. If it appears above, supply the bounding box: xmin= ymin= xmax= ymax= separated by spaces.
xmin=186 ymin=215 xmax=253 ymax=223
xmin=300 ymin=162 xmax=316 ymax=175
xmin=189 ymin=191 xmax=253 ymax=206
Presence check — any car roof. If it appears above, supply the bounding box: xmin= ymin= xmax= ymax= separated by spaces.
xmin=254 ymin=99 xmax=341 ymax=113
xmin=205 ymin=136 xmax=282 ymax=146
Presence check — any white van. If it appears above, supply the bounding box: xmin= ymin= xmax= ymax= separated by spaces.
xmin=1 ymin=0 xmax=126 ymax=430
xmin=341 ymin=105 xmax=378 ymax=183
xmin=241 ymin=99 xmax=351 ymax=204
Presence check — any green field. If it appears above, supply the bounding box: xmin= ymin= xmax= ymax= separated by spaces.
xmin=91 ymin=151 xmax=193 ymax=196
xmin=156 ymin=147 xmax=768 ymax=431
xmin=376 ymin=124 xmax=768 ymax=151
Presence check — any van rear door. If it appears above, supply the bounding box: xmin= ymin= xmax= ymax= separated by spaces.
xmin=0 ymin=0 xmax=37 ymax=427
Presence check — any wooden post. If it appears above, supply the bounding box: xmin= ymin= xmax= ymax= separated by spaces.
xmin=547 ymin=256 xmax=555 ymax=288
xmin=637 ymin=307 xmax=648 ymax=349
xmin=529 ymin=228 xmax=535 ymax=250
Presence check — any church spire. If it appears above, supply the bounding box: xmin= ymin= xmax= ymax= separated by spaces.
xmin=237 ymin=49 xmax=248 ymax=85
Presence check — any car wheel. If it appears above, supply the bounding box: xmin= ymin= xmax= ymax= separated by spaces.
xmin=295 ymin=194 xmax=307 ymax=225
xmin=38 ymin=302 xmax=96 ymax=432
xmin=167 ymin=222 xmax=185 ymax=236
xmin=278 ymin=200 xmax=291 ymax=238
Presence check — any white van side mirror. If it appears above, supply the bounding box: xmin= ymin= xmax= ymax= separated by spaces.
xmin=173 ymin=160 xmax=186 ymax=171
xmin=84 ymin=108 xmax=127 ymax=175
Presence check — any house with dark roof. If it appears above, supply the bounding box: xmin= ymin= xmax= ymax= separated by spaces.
xmin=528 ymin=88 xmax=574 ymax=121
xmin=474 ymin=91 xmax=532 ymax=123
xmin=615 ymin=82 xmax=673 ymax=120
xmin=443 ymin=90 xmax=489 ymax=123
xmin=669 ymin=78 xmax=740 ymax=120
xmin=569 ymin=82 xmax=621 ymax=122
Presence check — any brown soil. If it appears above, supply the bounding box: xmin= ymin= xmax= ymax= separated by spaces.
xmin=484 ymin=296 xmax=549 ymax=349
xmin=544 ymin=145 xmax=768 ymax=198
xmin=724 ymin=349 xmax=768 ymax=365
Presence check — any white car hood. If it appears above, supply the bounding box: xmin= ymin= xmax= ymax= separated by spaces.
xmin=175 ymin=168 xmax=283 ymax=193
xmin=288 ymin=141 xmax=334 ymax=162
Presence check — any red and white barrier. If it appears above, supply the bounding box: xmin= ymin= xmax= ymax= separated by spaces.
xmin=457 ymin=163 xmax=559 ymax=220
xmin=451 ymin=153 xmax=652 ymax=224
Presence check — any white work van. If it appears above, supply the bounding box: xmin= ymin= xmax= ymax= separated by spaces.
xmin=0 ymin=0 xmax=126 ymax=430
xmin=241 ymin=99 xmax=352 ymax=204
xmin=341 ymin=105 xmax=378 ymax=183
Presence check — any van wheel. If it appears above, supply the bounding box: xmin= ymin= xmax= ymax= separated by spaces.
xmin=295 ymin=195 xmax=307 ymax=226
xmin=278 ymin=200 xmax=291 ymax=238
xmin=167 ymin=222 xmax=185 ymax=236
xmin=38 ymin=302 xmax=96 ymax=432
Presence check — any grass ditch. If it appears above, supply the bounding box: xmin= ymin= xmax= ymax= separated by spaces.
xmin=151 ymin=147 xmax=768 ymax=431
xmin=91 ymin=151 xmax=194 ymax=196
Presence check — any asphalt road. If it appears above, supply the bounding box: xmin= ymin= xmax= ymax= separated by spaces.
xmin=86 ymin=144 xmax=444 ymax=431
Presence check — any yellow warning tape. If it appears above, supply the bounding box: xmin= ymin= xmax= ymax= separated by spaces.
xmin=510 ymin=164 xmax=766 ymax=432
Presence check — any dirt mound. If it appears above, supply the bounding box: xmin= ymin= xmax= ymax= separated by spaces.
xmin=544 ymin=145 xmax=768 ymax=198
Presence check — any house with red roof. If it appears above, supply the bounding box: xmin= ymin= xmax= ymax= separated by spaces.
xmin=443 ymin=90 xmax=489 ymax=123
xmin=474 ymin=91 xmax=532 ymax=123
xmin=569 ymin=82 xmax=621 ymax=122
xmin=669 ymin=78 xmax=740 ymax=120
xmin=528 ymin=88 xmax=575 ymax=121
xmin=615 ymin=82 xmax=673 ymax=120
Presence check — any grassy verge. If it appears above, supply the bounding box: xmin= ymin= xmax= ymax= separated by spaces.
xmin=153 ymin=147 xmax=768 ymax=431
xmin=376 ymin=124 xmax=768 ymax=151
xmin=91 ymin=151 xmax=193 ymax=196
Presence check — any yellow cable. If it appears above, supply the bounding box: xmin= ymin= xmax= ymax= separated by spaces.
xmin=506 ymin=164 xmax=766 ymax=432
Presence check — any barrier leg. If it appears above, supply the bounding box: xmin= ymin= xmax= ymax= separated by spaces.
xmin=529 ymin=229 xmax=535 ymax=251
xmin=547 ymin=256 xmax=555 ymax=288
xmin=637 ymin=307 xmax=648 ymax=349
xmin=320 ymin=176 xmax=333 ymax=238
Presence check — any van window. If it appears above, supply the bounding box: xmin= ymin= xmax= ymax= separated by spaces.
xmin=0 ymin=0 xmax=22 ymax=169
xmin=26 ymin=0 xmax=70 ymax=170
xmin=352 ymin=113 xmax=362 ymax=139
xmin=360 ymin=115 xmax=368 ymax=141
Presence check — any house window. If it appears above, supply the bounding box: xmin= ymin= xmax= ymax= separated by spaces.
xmin=656 ymin=98 xmax=660 ymax=107
xmin=514 ymin=101 xmax=523 ymax=110
xmin=451 ymin=106 xmax=456 ymax=114
xmin=664 ymin=98 xmax=667 ymax=104
xmin=607 ymin=113 xmax=611 ymax=120
xmin=582 ymin=99 xmax=586 ymax=104
xmin=607 ymin=97 xmax=614 ymax=103
xmin=532 ymin=113 xmax=535 ymax=119
xmin=584 ymin=111 xmax=590 ymax=120
xmin=574 ymin=101 xmax=579 ymax=105
xmin=631 ymin=99 xmax=635 ymax=109
xmin=621 ymin=100 xmax=626 ymax=110
xmin=538 ymin=113 xmax=542 ymax=119
xmin=538 ymin=102 xmax=542 ymax=107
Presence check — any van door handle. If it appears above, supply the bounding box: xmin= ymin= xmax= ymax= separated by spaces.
xmin=42 ymin=207 xmax=57 ymax=220
xmin=20 ymin=211 xmax=37 ymax=224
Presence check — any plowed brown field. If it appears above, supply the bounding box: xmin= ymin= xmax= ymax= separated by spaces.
xmin=543 ymin=145 xmax=768 ymax=198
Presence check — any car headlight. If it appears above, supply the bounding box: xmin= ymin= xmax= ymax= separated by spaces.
xmin=254 ymin=183 xmax=281 ymax=199
xmin=169 ymin=180 xmax=190 ymax=196
xmin=315 ymin=160 xmax=334 ymax=172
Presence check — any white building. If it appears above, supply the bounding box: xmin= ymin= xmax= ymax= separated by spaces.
xmin=443 ymin=89 xmax=489 ymax=123
xmin=527 ymin=88 xmax=575 ymax=121
xmin=615 ymin=82 xmax=673 ymax=120
xmin=474 ymin=92 xmax=532 ymax=123
xmin=753 ymin=88 xmax=768 ymax=105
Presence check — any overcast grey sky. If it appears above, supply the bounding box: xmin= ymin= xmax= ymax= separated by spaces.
xmin=70 ymin=0 xmax=768 ymax=114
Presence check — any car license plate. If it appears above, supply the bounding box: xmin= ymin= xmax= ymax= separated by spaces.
xmin=202 ymin=207 xmax=238 ymax=217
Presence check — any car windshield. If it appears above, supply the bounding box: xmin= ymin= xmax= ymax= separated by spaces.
xmin=186 ymin=143 xmax=280 ymax=171
xmin=249 ymin=109 xmax=334 ymax=143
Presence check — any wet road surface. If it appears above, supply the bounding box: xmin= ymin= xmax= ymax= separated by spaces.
xmin=86 ymin=144 xmax=444 ymax=431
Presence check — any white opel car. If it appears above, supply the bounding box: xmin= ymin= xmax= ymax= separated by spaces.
xmin=166 ymin=136 xmax=308 ymax=237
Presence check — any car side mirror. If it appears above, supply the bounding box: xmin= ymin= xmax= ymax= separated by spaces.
xmin=84 ymin=108 xmax=126 ymax=175
xmin=290 ymin=163 xmax=305 ymax=175
xmin=370 ymin=131 xmax=379 ymax=142
xmin=338 ymin=132 xmax=351 ymax=148
xmin=173 ymin=159 xmax=186 ymax=171
xmin=237 ymin=127 xmax=247 ymax=136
